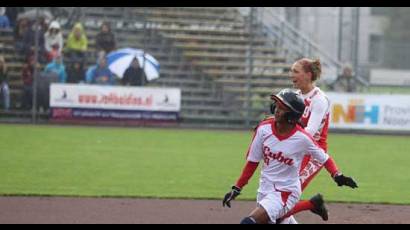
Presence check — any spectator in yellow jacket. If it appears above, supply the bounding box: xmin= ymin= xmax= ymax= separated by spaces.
xmin=65 ymin=22 xmax=88 ymax=64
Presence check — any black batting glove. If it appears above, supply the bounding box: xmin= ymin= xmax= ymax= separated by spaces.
xmin=222 ymin=186 xmax=241 ymax=208
xmin=334 ymin=173 xmax=358 ymax=189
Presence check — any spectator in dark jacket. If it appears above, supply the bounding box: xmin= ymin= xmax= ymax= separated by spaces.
xmin=21 ymin=55 xmax=36 ymax=110
xmin=122 ymin=58 xmax=146 ymax=86
xmin=14 ymin=17 xmax=29 ymax=54
xmin=66 ymin=58 xmax=85 ymax=84
xmin=5 ymin=7 xmax=23 ymax=28
xmin=21 ymin=19 xmax=47 ymax=63
xmin=95 ymin=22 xmax=116 ymax=54
xmin=331 ymin=64 xmax=357 ymax=93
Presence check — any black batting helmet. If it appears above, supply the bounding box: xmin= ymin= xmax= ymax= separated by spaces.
xmin=270 ymin=88 xmax=305 ymax=124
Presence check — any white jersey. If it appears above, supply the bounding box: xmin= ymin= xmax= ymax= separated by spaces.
xmin=298 ymin=87 xmax=331 ymax=151
xmin=247 ymin=119 xmax=329 ymax=194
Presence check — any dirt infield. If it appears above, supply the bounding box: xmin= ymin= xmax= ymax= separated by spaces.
xmin=0 ymin=196 xmax=409 ymax=224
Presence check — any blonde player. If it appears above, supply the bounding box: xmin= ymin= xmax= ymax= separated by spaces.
xmin=279 ymin=58 xmax=358 ymax=224
xmin=222 ymin=89 xmax=356 ymax=224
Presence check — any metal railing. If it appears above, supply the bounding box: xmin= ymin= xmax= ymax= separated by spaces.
xmin=249 ymin=7 xmax=369 ymax=88
xmin=258 ymin=8 xmax=340 ymax=79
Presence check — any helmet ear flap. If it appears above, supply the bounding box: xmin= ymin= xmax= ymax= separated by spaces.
xmin=270 ymin=102 xmax=276 ymax=114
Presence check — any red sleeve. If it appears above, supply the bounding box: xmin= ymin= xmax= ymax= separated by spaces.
xmin=235 ymin=161 xmax=259 ymax=189
xmin=324 ymin=156 xmax=339 ymax=178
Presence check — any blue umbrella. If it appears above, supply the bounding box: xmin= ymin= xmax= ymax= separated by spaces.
xmin=106 ymin=48 xmax=160 ymax=81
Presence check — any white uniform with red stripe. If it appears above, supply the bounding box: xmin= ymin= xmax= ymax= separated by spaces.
xmin=247 ymin=119 xmax=329 ymax=222
xmin=298 ymin=87 xmax=331 ymax=188
xmin=299 ymin=87 xmax=330 ymax=150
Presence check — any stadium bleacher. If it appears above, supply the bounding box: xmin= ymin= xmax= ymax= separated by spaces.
xmin=0 ymin=7 xmax=292 ymax=127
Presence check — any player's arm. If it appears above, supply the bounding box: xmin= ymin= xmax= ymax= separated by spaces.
xmin=222 ymin=125 xmax=264 ymax=208
xmin=306 ymin=136 xmax=358 ymax=189
xmin=303 ymin=98 xmax=356 ymax=186
xmin=222 ymin=160 xmax=259 ymax=208
xmin=235 ymin=161 xmax=259 ymax=189
xmin=305 ymin=97 xmax=328 ymax=135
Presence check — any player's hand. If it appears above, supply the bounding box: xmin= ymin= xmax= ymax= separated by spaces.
xmin=222 ymin=186 xmax=241 ymax=208
xmin=334 ymin=173 xmax=358 ymax=188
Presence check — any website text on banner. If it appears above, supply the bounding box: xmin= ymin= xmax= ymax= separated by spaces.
xmin=328 ymin=93 xmax=410 ymax=131
xmin=50 ymin=84 xmax=181 ymax=121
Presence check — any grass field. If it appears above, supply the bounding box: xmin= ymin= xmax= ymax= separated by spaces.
xmin=0 ymin=124 xmax=409 ymax=204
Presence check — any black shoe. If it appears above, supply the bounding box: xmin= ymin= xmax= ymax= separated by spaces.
xmin=309 ymin=193 xmax=328 ymax=221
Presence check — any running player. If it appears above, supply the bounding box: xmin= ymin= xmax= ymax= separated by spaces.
xmin=222 ymin=89 xmax=356 ymax=224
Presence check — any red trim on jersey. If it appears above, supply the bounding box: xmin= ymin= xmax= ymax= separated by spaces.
xmin=324 ymin=156 xmax=339 ymax=177
xmin=301 ymin=164 xmax=324 ymax=190
xmin=235 ymin=161 xmax=259 ymax=189
xmin=271 ymin=121 xmax=299 ymax=141
xmin=301 ymin=88 xmax=329 ymax=152
xmin=297 ymin=125 xmax=339 ymax=177
xmin=260 ymin=117 xmax=275 ymax=125
xmin=318 ymin=114 xmax=330 ymax=152
xmin=280 ymin=191 xmax=292 ymax=207
xmin=308 ymin=88 xmax=320 ymax=100
xmin=274 ymin=184 xmax=292 ymax=207
xmin=245 ymin=131 xmax=258 ymax=159
xmin=296 ymin=125 xmax=321 ymax=146
xmin=246 ymin=118 xmax=275 ymax=158
xmin=299 ymin=155 xmax=311 ymax=174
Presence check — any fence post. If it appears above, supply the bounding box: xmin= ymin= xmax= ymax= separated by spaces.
xmin=32 ymin=9 xmax=40 ymax=124
xmin=245 ymin=7 xmax=256 ymax=127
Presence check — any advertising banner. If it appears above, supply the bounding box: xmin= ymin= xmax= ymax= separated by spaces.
xmin=50 ymin=84 xmax=181 ymax=121
xmin=328 ymin=93 xmax=410 ymax=131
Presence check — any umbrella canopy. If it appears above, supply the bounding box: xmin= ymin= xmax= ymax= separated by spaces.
xmin=106 ymin=48 xmax=160 ymax=81
xmin=17 ymin=9 xmax=53 ymax=22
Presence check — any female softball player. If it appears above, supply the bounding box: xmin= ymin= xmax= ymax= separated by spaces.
xmin=279 ymin=58 xmax=358 ymax=224
xmin=222 ymin=89 xmax=355 ymax=224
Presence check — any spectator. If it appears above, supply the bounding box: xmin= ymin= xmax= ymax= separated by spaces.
xmin=44 ymin=21 xmax=63 ymax=62
xmin=85 ymin=57 xmax=115 ymax=85
xmin=44 ymin=55 xmax=67 ymax=83
xmin=13 ymin=17 xmax=29 ymax=54
xmin=20 ymin=18 xmax=47 ymax=63
xmin=21 ymin=55 xmax=35 ymax=110
xmin=0 ymin=7 xmax=10 ymax=28
xmin=5 ymin=7 xmax=23 ymax=28
xmin=0 ymin=55 xmax=10 ymax=110
xmin=122 ymin=58 xmax=146 ymax=86
xmin=21 ymin=20 xmax=37 ymax=57
xmin=95 ymin=22 xmax=116 ymax=54
xmin=66 ymin=58 xmax=84 ymax=84
xmin=331 ymin=64 xmax=356 ymax=92
xmin=65 ymin=22 xmax=88 ymax=63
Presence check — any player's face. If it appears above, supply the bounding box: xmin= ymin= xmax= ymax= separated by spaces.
xmin=274 ymin=101 xmax=290 ymax=123
xmin=289 ymin=62 xmax=312 ymax=90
